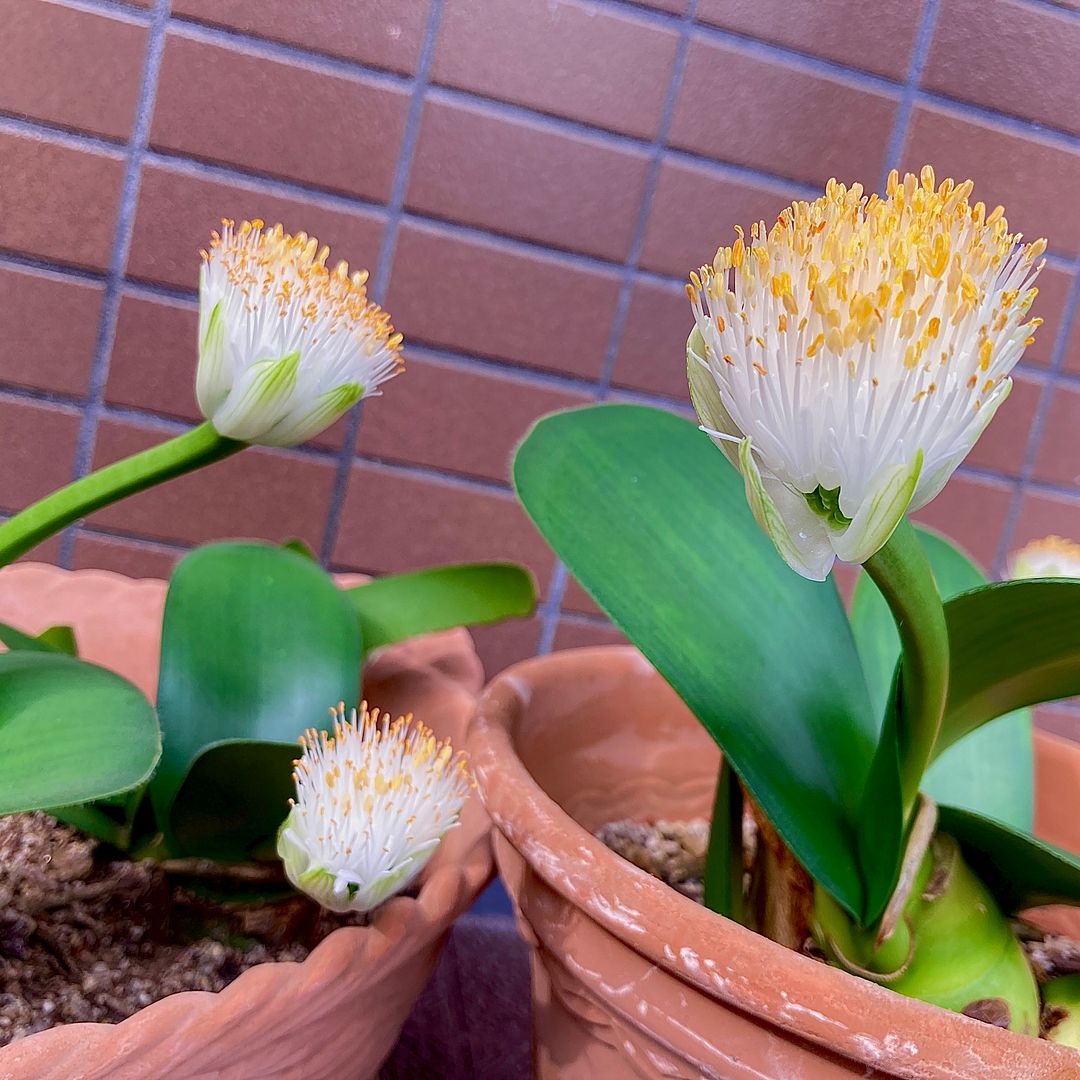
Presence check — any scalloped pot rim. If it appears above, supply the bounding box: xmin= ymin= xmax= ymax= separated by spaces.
xmin=0 ymin=563 xmax=492 ymax=1080
xmin=469 ymin=645 xmax=1080 ymax=1079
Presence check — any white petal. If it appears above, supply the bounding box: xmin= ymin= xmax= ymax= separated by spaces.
xmin=687 ymin=328 xmax=743 ymax=469
xmin=911 ymin=380 xmax=1011 ymax=512
xmin=209 ymin=351 xmax=300 ymax=441
xmin=195 ymin=296 xmax=230 ymax=418
xmin=739 ymin=437 xmax=836 ymax=581
xmin=832 ymin=451 xmax=923 ymax=564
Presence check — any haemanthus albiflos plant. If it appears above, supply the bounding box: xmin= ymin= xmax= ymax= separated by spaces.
xmin=512 ymin=168 xmax=1080 ymax=1043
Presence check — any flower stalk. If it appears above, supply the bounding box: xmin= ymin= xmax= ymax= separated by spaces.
xmin=863 ymin=516 xmax=950 ymax=819
xmin=0 ymin=421 xmax=244 ymax=567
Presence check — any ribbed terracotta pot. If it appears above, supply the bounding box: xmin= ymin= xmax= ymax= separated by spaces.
xmin=470 ymin=645 xmax=1080 ymax=1079
xmin=0 ymin=562 xmax=493 ymax=1080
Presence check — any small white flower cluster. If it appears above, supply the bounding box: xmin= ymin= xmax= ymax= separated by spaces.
xmin=688 ymin=167 xmax=1045 ymax=579
xmin=278 ymin=702 xmax=472 ymax=914
xmin=1011 ymin=536 xmax=1080 ymax=581
xmin=197 ymin=219 xmax=403 ymax=447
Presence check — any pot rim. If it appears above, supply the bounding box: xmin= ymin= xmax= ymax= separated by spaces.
xmin=470 ymin=644 xmax=1077 ymax=1075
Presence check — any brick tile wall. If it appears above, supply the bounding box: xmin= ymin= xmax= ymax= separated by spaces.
xmin=1 ymin=0 xmax=1079 ymax=736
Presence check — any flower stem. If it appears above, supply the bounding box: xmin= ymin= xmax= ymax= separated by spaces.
xmin=863 ymin=517 xmax=950 ymax=818
xmin=0 ymin=422 xmax=245 ymax=567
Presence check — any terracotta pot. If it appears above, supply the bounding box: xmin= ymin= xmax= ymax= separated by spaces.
xmin=470 ymin=645 xmax=1080 ymax=1079
xmin=0 ymin=562 xmax=493 ymax=1080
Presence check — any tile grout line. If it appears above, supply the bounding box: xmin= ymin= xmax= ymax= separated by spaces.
xmin=318 ymin=0 xmax=443 ymax=566
xmin=881 ymin=0 xmax=940 ymax=188
xmin=536 ymin=0 xmax=700 ymax=655
xmin=992 ymin=262 xmax=1080 ymax=576
xmin=57 ymin=0 xmax=171 ymax=569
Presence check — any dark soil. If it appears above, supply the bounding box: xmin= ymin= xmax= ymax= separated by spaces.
xmin=0 ymin=812 xmax=364 ymax=1046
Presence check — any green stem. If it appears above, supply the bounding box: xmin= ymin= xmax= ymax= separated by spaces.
xmin=703 ymin=755 xmax=745 ymax=924
xmin=863 ymin=517 xmax=950 ymax=818
xmin=0 ymin=422 xmax=244 ymax=567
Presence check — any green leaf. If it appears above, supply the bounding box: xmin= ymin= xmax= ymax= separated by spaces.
xmin=939 ymin=805 xmax=1080 ymax=913
xmin=153 ymin=542 xmax=361 ymax=856
xmin=346 ymin=563 xmax=537 ymax=653
xmin=282 ymin=538 xmax=317 ymax=562
xmin=514 ymin=404 xmax=875 ymax=918
xmin=0 ymin=651 xmax=161 ymax=814
xmin=169 ymin=741 xmax=298 ymax=861
xmin=938 ymin=579 xmax=1080 ymax=754
xmin=36 ymin=625 xmax=77 ymax=656
xmin=0 ymin=620 xmax=72 ymax=654
xmin=850 ymin=528 xmax=1034 ymax=831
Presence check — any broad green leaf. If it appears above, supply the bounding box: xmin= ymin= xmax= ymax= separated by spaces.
xmin=282 ymin=538 xmax=317 ymax=561
xmin=514 ymin=405 xmax=875 ymax=917
xmin=37 ymin=625 xmax=77 ymax=656
xmin=346 ymin=563 xmax=536 ymax=653
xmin=0 ymin=620 xmax=71 ymax=654
xmin=153 ymin=542 xmax=361 ymax=856
xmin=938 ymin=580 xmax=1080 ymax=753
xmin=169 ymin=741 xmax=297 ymax=861
xmin=939 ymin=805 xmax=1080 ymax=913
xmin=850 ymin=528 xmax=1034 ymax=831
xmin=0 ymin=651 xmax=160 ymax=814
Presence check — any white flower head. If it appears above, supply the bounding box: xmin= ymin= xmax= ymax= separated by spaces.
xmin=1011 ymin=536 xmax=1080 ymax=580
xmin=277 ymin=702 xmax=472 ymax=914
xmin=687 ymin=167 xmax=1045 ymax=580
xmin=197 ymin=219 xmax=403 ymax=447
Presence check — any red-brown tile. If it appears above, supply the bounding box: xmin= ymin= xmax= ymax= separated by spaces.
xmin=106 ymin=293 xmax=200 ymax=421
xmin=387 ymin=221 xmax=620 ymax=380
xmin=0 ymin=267 xmax=102 ymax=396
xmin=966 ymin=371 xmax=1041 ymax=479
xmin=358 ymin=354 xmax=589 ymax=483
xmin=1033 ymin=382 xmax=1080 ymax=490
xmin=902 ymin=104 xmax=1080 ymax=258
xmin=332 ymin=464 xmax=556 ymax=589
xmin=407 ymin=96 xmax=650 ymax=262
xmin=1067 ymin=313 xmax=1080 ymax=376
xmin=911 ymin=471 xmax=1013 ymax=571
xmin=104 ymin=291 xmax=352 ymax=451
xmin=924 ymin=0 xmax=1080 ymax=136
xmin=88 ymin=418 xmax=335 ymax=550
xmin=73 ymin=531 xmax=185 ymax=580
xmin=561 ymin=576 xmax=603 ymax=617
xmin=1025 ymin=266 xmax=1073 ymax=370
xmin=697 ymin=0 xmax=919 ymax=80
xmin=552 ymin=616 xmax=627 ymax=651
xmin=431 ymin=0 xmax=679 ymax=140
xmin=470 ymin=616 xmax=542 ymax=679
xmin=0 ymin=396 xmax=80 ymax=511
xmin=151 ymin=32 xmax=408 ymax=201
xmin=669 ymin=36 xmax=897 ymax=187
xmin=170 ymin=0 xmax=431 ymax=74
xmin=127 ymin=163 xmax=384 ymax=291
xmin=611 ymin=279 xmax=692 ymax=400
xmin=0 ymin=1 xmax=146 ymax=140
xmin=0 ymin=131 xmax=123 ymax=270
xmin=640 ymin=158 xmax=803 ymax=278
xmin=1011 ymin=487 xmax=1080 ymax=558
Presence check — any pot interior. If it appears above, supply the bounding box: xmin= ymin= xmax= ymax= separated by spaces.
xmin=508 ymin=649 xmax=719 ymax=832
